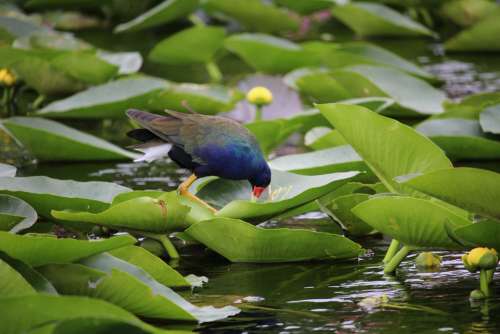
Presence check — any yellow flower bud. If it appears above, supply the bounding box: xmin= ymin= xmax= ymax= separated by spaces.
xmin=246 ymin=86 xmax=273 ymax=106
xmin=0 ymin=68 xmax=16 ymax=86
xmin=415 ymin=252 xmax=441 ymax=269
xmin=467 ymin=247 xmax=498 ymax=270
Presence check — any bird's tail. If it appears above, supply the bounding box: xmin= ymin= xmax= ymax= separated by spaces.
xmin=126 ymin=109 xmax=163 ymax=127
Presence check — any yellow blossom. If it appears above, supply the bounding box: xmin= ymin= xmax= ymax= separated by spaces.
xmin=246 ymin=86 xmax=273 ymax=106
xmin=464 ymin=247 xmax=498 ymax=271
xmin=0 ymin=68 xmax=16 ymax=86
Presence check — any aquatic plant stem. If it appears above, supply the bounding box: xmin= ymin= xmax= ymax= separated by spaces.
xmin=383 ymin=239 xmax=400 ymax=264
xmin=254 ymin=105 xmax=263 ymax=121
xmin=486 ymin=269 xmax=494 ymax=284
xmin=480 ymin=270 xmax=491 ymax=297
xmin=142 ymin=233 xmax=180 ymax=259
xmin=206 ymin=61 xmax=222 ymax=83
xmin=384 ymin=245 xmax=410 ymax=274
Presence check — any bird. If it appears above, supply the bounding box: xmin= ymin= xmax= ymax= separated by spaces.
xmin=126 ymin=109 xmax=271 ymax=211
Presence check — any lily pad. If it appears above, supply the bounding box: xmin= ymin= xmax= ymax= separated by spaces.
xmin=269 ymin=145 xmax=369 ymax=176
xmin=352 ymin=196 xmax=471 ymax=249
xmin=196 ymin=169 xmax=360 ymax=222
xmin=186 ymin=217 xmax=363 ymax=262
xmin=2 ymin=117 xmax=138 ymax=161
xmin=204 ymin=0 xmax=299 ymax=33
xmin=331 ymin=2 xmax=435 ymax=37
xmin=109 ymin=245 xmax=190 ymax=288
xmin=403 ymin=167 xmax=500 ymax=220
xmin=0 ymin=232 xmax=136 ymax=267
xmin=0 ymin=257 xmax=37 ymax=297
xmin=274 ymin=0 xmax=339 ymax=14
xmin=114 ymin=0 xmax=199 ymax=33
xmin=97 ymin=51 xmax=143 ymax=75
xmin=40 ymin=253 xmax=239 ymax=322
xmin=305 ymin=127 xmax=347 ymax=150
xmin=441 ymin=0 xmax=497 ymax=27
xmin=453 ymin=220 xmax=500 ymax=251
xmin=0 ymin=163 xmax=16 ymax=177
xmin=416 ymin=118 xmax=500 ymax=160
xmin=0 ymin=175 xmax=131 ymax=218
xmin=0 ymin=295 xmax=165 ymax=334
xmin=479 ymin=104 xmax=500 ymax=134
xmin=318 ymin=103 xmax=452 ymax=193
xmin=0 ymin=194 xmax=37 ymax=233
xmin=445 ymin=8 xmax=500 ymax=51
xmin=149 ymin=26 xmax=226 ymax=65
xmin=322 ymin=193 xmax=374 ymax=236
xmin=246 ymin=119 xmax=301 ymax=156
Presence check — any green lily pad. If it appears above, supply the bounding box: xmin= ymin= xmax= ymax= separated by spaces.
xmin=479 ymin=104 xmax=500 ymax=134
xmin=0 ymin=257 xmax=37 ymax=297
xmin=196 ymin=169 xmax=360 ymax=222
xmin=445 ymin=8 xmax=500 ymax=51
xmin=274 ymin=0 xmax=339 ymax=14
xmin=224 ymin=33 xmax=318 ymax=73
xmin=0 ymin=163 xmax=16 ymax=177
xmin=453 ymin=220 xmax=500 ymax=251
xmin=403 ymin=167 xmax=500 ymax=220
xmin=204 ymin=0 xmax=299 ymax=33
xmin=322 ymin=193 xmax=374 ymax=237
xmin=317 ymin=103 xmax=452 ymax=193
xmin=0 ymin=295 xmax=165 ymax=334
xmin=97 ymin=51 xmax=143 ymax=75
xmin=25 ymin=318 xmax=165 ymax=334
xmin=0 ymin=194 xmax=37 ymax=233
xmin=352 ymin=196 xmax=471 ymax=249
xmin=416 ymin=118 xmax=500 ymax=160
xmin=305 ymin=127 xmax=347 ymax=150
xmin=0 ymin=176 xmax=130 ymax=218
xmin=109 ymin=245 xmax=190 ymax=288
xmin=269 ymin=145 xmax=369 ymax=176
xmin=40 ymin=253 xmax=239 ymax=322
xmin=441 ymin=0 xmax=497 ymax=27
xmin=2 ymin=117 xmax=138 ymax=161
xmin=149 ymin=26 xmax=225 ymax=65
xmin=246 ymin=119 xmax=301 ymax=156
xmin=0 ymin=232 xmax=136 ymax=267
xmin=114 ymin=0 xmax=199 ymax=33
xmin=331 ymin=2 xmax=435 ymax=37
xmin=333 ymin=65 xmax=446 ymax=115
xmin=0 ymin=16 xmax=46 ymax=38
xmin=186 ymin=217 xmax=363 ymax=262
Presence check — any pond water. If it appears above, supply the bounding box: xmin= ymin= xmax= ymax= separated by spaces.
xmin=18 ymin=38 xmax=500 ymax=333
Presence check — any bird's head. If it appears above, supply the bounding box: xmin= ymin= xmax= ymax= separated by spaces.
xmin=249 ymin=163 xmax=271 ymax=198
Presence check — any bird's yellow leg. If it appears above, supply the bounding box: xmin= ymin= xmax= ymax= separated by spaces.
xmin=178 ymin=174 xmax=217 ymax=213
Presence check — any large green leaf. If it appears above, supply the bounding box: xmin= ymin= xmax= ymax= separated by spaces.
xmin=268 ymin=145 xmax=370 ymax=176
xmin=149 ymin=26 xmax=225 ymax=65
xmin=0 ymin=16 xmax=46 ymax=38
xmin=2 ymin=117 xmax=138 ymax=161
xmin=453 ymin=220 xmax=500 ymax=251
xmin=333 ymin=65 xmax=446 ymax=115
xmin=0 ymin=295 xmax=168 ymax=334
xmin=109 ymin=245 xmax=190 ymax=288
xmin=352 ymin=196 xmax=471 ymax=249
xmin=0 ymin=163 xmax=16 ymax=177
xmin=25 ymin=0 xmax=112 ymax=10
xmin=52 ymin=192 xmax=194 ymax=233
xmin=114 ymin=0 xmax=199 ymax=33
xmin=186 ymin=217 xmax=363 ymax=262
xmin=445 ymin=8 xmax=500 ymax=51
xmin=196 ymin=169 xmax=360 ymax=221
xmin=305 ymin=127 xmax=347 ymax=150
xmin=322 ymin=193 xmax=374 ymax=237
xmin=224 ymin=33 xmax=318 ymax=73
xmin=97 ymin=51 xmax=143 ymax=75
xmin=0 ymin=194 xmax=37 ymax=233
xmin=318 ymin=103 xmax=452 ymax=193
xmin=0 ymin=176 xmax=130 ymax=218
xmin=441 ymin=0 xmax=496 ymax=27
xmin=246 ymin=119 xmax=301 ymax=156
xmin=204 ymin=0 xmax=299 ymax=33
xmin=0 ymin=257 xmax=37 ymax=297
xmin=0 ymin=232 xmax=136 ymax=267
xmin=479 ymin=104 xmax=500 ymax=134
xmin=40 ymin=253 xmax=239 ymax=321
xmin=331 ymin=2 xmax=435 ymax=37
xmin=416 ymin=118 xmax=500 ymax=160
xmin=403 ymin=167 xmax=500 ymax=219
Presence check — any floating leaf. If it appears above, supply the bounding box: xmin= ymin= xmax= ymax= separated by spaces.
xmin=204 ymin=0 xmax=299 ymax=33
xmin=274 ymin=0 xmax=336 ymax=14
xmin=269 ymin=145 xmax=370 ymax=176
xmin=0 ymin=295 xmax=164 ymax=334
xmin=0 ymin=257 xmax=37 ymax=297
xmin=322 ymin=193 xmax=374 ymax=236
xmin=0 ymin=176 xmax=130 ymax=218
xmin=0 ymin=232 xmax=136 ymax=267
xmin=0 ymin=194 xmax=37 ymax=233
xmin=331 ymin=2 xmax=435 ymax=37
xmin=114 ymin=0 xmax=199 ymax=33
xmin=97 ymin=51 xmax=143 ymax=75
xmin=0 ymin=16 xmax=47 ymax=38
xmin=2 ymin=117 xmax=138 ymax=161
xmin=318 ymin=103 xmax=452 ymax=193
xmin=186 ymin=217 xmax=363 ymax=262
xmin=0 ymin=163 xmax=16 ymax=177
xmin=479 ymin=104 xmax=500 ymax=134
xmin=441 ymin=0 xmax=497 ymax=27
xmin=246 ymin=119 xmax=301 ymax=156
xmin=352 ymin=196 xmax=471 ymax=249
xmin=149 ymin=26 xmax=225 ymax=65
xmin=416 ymin=118 xmax=500 ymax=160
xmin=109 ymin=245 xmax=190 ymax=288
xmin=453 ymin=220 xmax=500 ymax=251
xmin=305 ymin=127 xmax=347 ymax=150
xmin=403 ymin=167 xmax=500 ymax=220
xmin=196 ymin=169 xmax=359 ymax=222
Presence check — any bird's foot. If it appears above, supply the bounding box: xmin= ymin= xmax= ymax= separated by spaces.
xmin=179 ymin=188 xmax=218 ymax=213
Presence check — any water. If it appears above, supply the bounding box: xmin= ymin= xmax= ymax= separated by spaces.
xmin=17 ymin=35 xmax=500 ymax=333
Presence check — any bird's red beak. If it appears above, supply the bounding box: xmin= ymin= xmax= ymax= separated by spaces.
xmin=252 ymin=186 xmax=266 ymax=198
